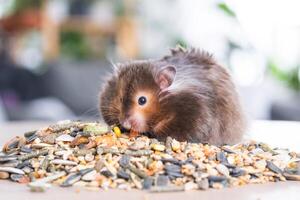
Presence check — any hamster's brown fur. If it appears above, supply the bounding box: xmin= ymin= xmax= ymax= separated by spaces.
xmin=100 ymin=47 xmax=246 ymax=145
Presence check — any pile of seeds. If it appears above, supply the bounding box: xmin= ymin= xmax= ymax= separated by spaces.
xmin=0 ymin=121 xmax=299 ymax=192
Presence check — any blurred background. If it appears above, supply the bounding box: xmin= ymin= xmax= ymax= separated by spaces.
xmin=0 ymin=0 xmax=300 ymax=122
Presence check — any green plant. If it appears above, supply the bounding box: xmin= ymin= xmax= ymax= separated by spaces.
xmin=10 ymin=0 xmax=43 ymax=14
xmin=217 ymin=2 xmax=236 ymax=17
xmin=268 ymin=61 xmax=300 ymax=91
xmin=60 ymin=31 xmax=91 ymax=60
xmin=172 ymin=37 xmax=188 ymax=49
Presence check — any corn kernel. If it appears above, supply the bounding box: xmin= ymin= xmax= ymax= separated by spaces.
xmin=113 ymin=127 xmax=121 ymax=137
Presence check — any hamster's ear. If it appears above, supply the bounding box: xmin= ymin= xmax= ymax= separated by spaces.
xmin=155 ymin=65 xmax=176 ymax=90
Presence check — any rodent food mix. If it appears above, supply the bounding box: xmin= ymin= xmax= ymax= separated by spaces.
xmin=0 ymin=121 xmax=299 ymax=192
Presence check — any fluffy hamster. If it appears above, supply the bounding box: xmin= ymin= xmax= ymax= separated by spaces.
xmin=99 ymin=47 xmax=245 ymax=145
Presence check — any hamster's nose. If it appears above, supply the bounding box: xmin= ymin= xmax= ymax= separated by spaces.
xmin=122 ymin=119 xmax=132 ymax=129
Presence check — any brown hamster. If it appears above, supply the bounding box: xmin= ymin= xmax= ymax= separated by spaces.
xmin=99 ymin=47 xmax=245 ymax=145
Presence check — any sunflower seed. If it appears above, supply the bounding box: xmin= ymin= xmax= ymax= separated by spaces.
xmin=0 ymin=167 xmax=25 ymax=174
xmin=50 ymin=159 xmax=77 ymax=166
xmin=266 ymin=161 xmax=282 ymax=174
xmin=55 ymin=134 xmax=75 ymax=142
xmin=283 ymin=173 xmax=300 ymax=181
xmin=230 ymin=167 xmax=246 ymax=177
xmin=216 ymin=164 xmax=230 ymax=177
xmin=0 ymin=155 xmax=18 ymax=162
xmin=61 ymin=173 xmax=81 ymax=187
xmin=117 ymin=169 xmax=130 ymax=180
xmin=18 ymin=149 xmax=48 ymax=161
xmin=81 ymin=170 xmax=97 ymax=181
xmin=124 ymin=149 xmax=153 ymax=156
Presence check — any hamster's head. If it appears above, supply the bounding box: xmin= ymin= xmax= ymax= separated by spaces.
xmin=100 ymin=61 xmax=176 ymax=133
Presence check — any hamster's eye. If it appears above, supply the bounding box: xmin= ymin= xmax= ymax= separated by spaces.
xmin=138 ymin=96 xmax=147 ymax=106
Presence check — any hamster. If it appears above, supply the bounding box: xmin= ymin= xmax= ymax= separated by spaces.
xmin=99 ymin=47 xmax=245 ymax=145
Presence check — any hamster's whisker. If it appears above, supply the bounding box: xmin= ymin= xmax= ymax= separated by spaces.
xmin=77 ymin=106 xmax=100 ymax=120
